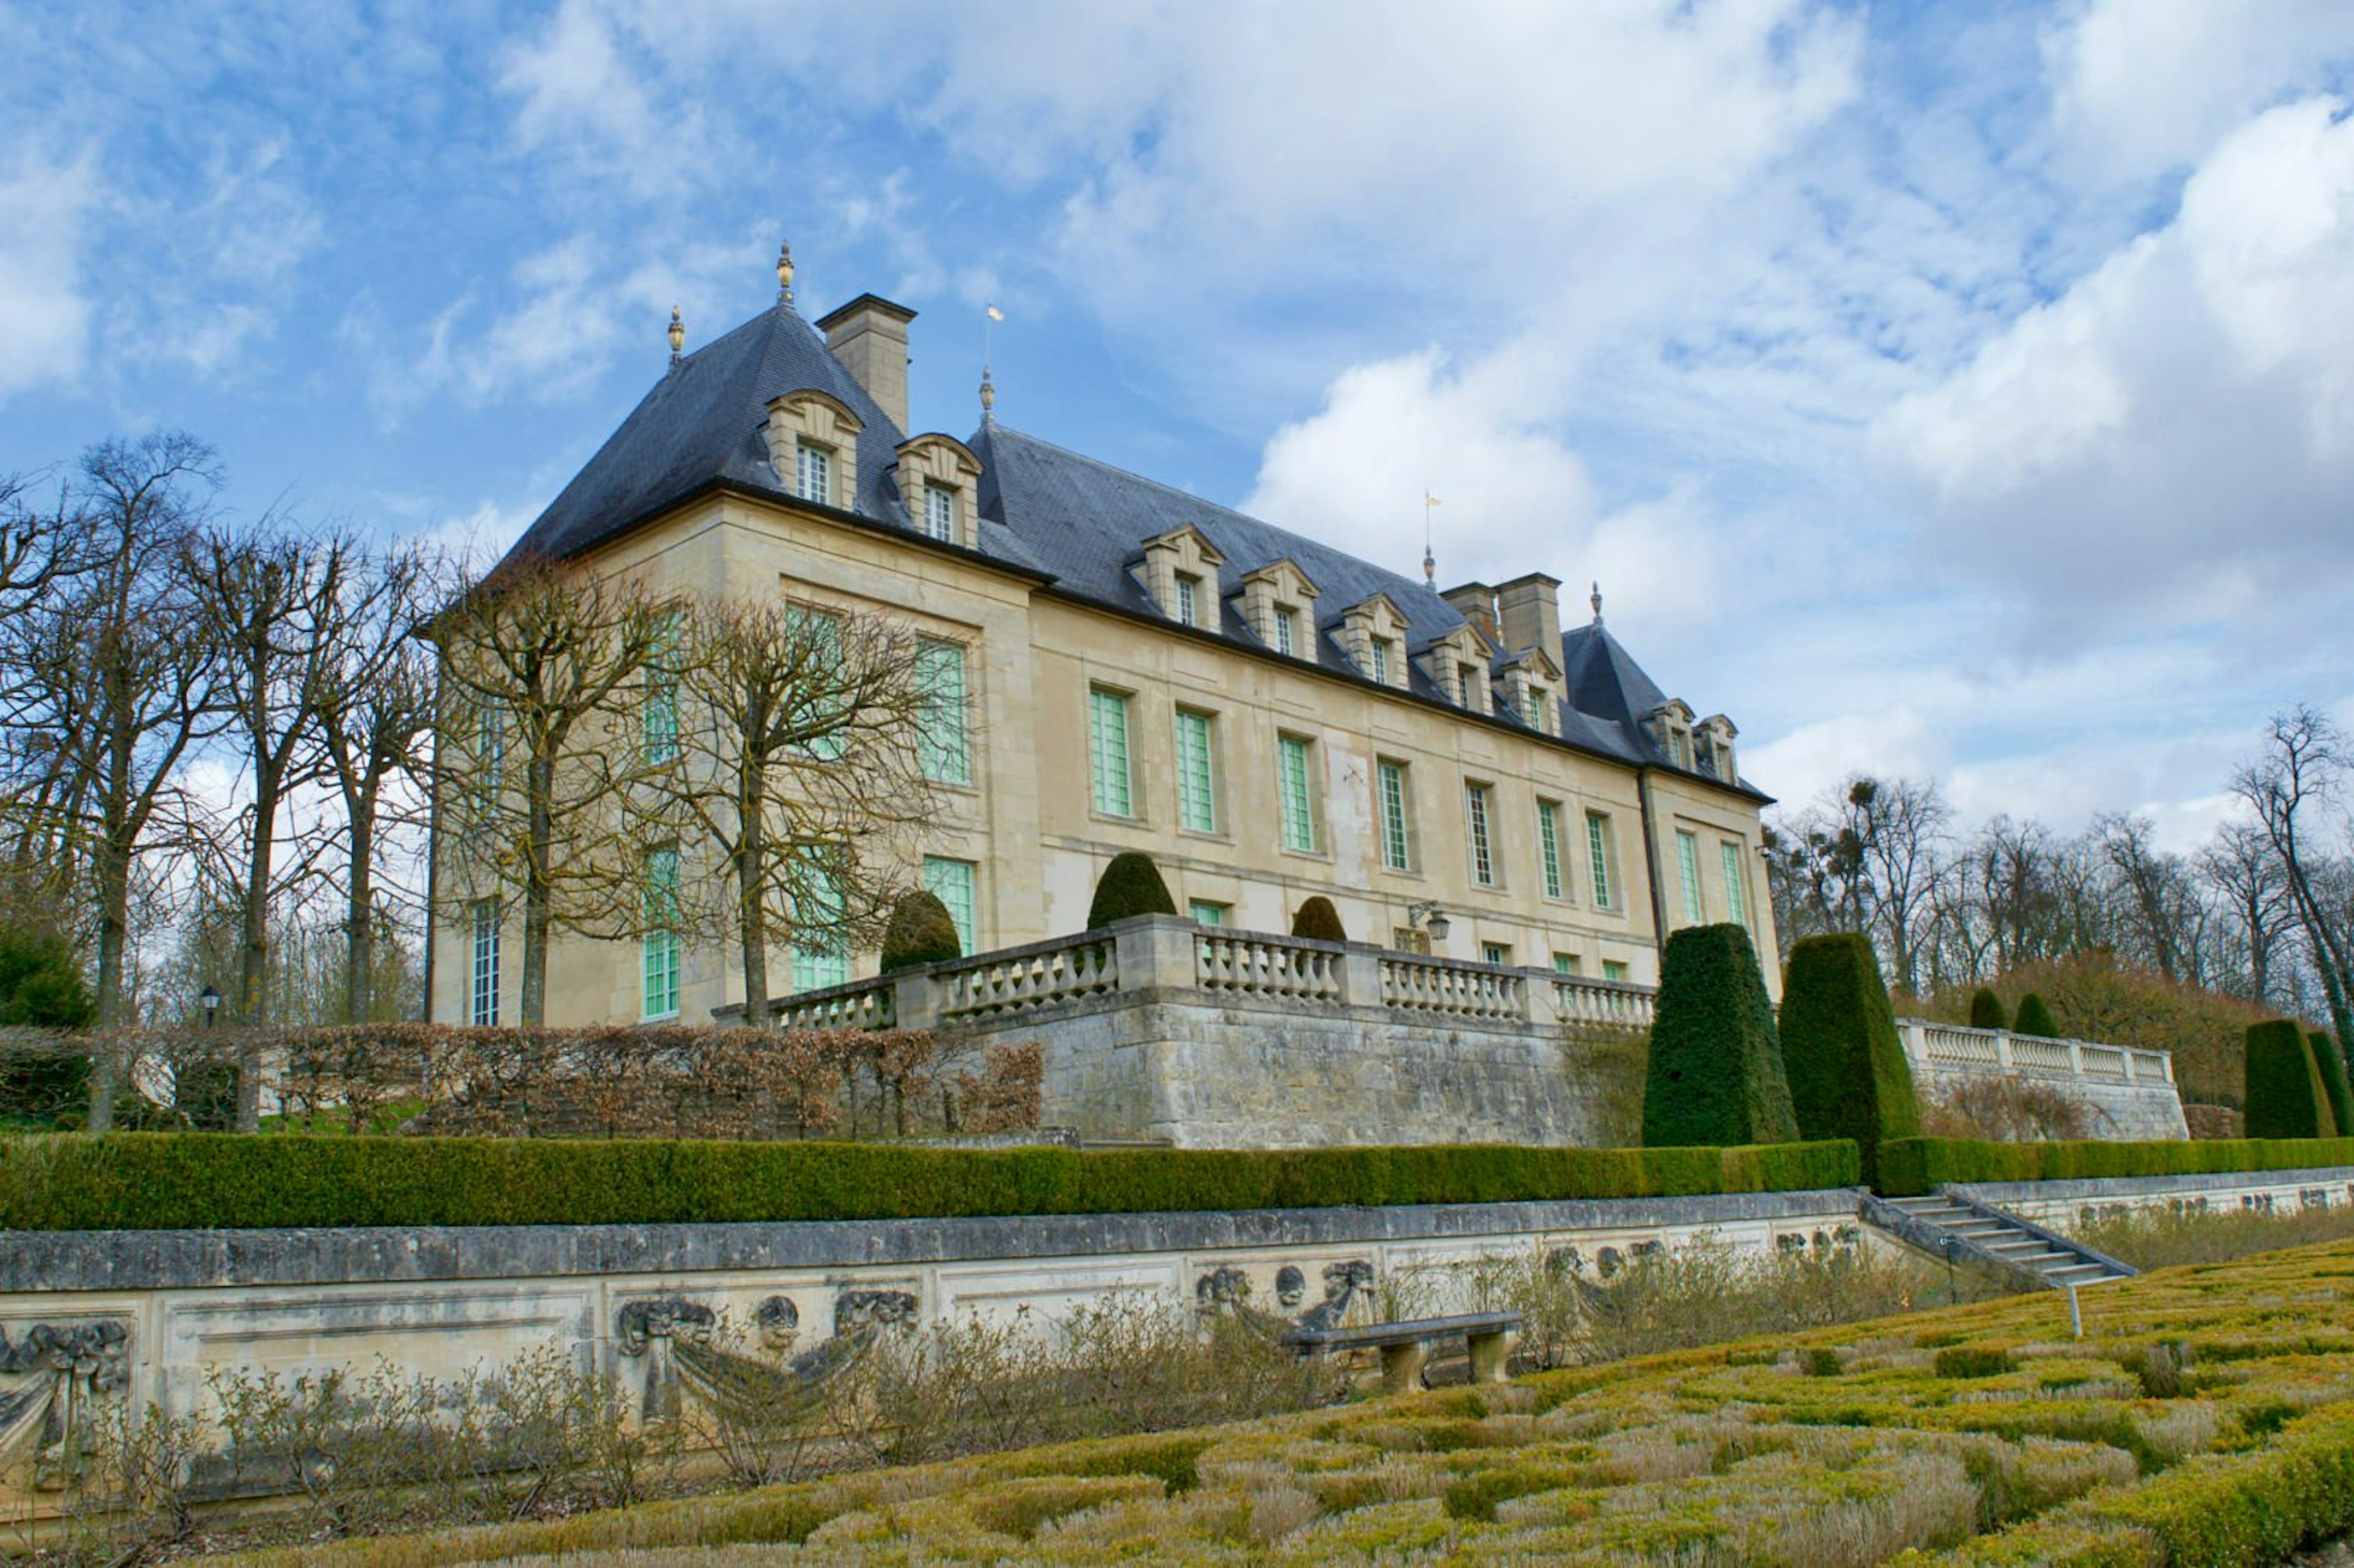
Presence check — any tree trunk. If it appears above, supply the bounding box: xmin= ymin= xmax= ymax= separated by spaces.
xmin=235 ymin=786 xmax=276 ymax=1131
xmin=87 ymin=839 xmax=131 ymax=1133
xmin=737 ymin=783 xmax=771 ymax=1027
xmin=520 ymin=759 xmax=554 ymax=1026
xmin=344 ymin=803 xmax=375 ymax=1025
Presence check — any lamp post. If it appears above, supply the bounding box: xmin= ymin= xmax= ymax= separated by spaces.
xmin=1405 ymin=901 xmax=1452 ymax=946
xmin=199 ymin=984 xmax=221 ymax=1030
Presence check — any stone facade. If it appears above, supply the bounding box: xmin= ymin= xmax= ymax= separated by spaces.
xmin=428 ymin=281 xmax=1778 ymax=1029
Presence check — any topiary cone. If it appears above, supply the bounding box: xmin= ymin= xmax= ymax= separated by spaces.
xmin=1086 ymin=851 xmax=1177 ymax=929
xmin=2012 ymin=992 xmax=2060 ymax=1039
xmin=2245 ymin=1019 xmax=2333 ymax=1140
xmin=880 ymin=889 xmax=962 ymax=974
xmin=1642 ymin=923 xmax=1799 ymax=1150
xmin=2310 ymin=1030 xmax=2354 ymax=1138
xmin=1777 ymin=932 xmax=1921 ymax=1189
xmin=1967 ymin=987 xmax=2007 ymax=1032
xmin=1290 ymin=896 xmax=1346 ymax=942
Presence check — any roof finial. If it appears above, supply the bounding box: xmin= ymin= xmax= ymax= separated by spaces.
xmin=1422 ymin=542 xmax=1436 ymax=587
xmin=667 ymin=306 xmax=685 ymax=370
xmin=776 ymin=239 xmax=795 ymax=309
xmin=1590 ymin=581 xmax=1604 ymax=625
xmin=979 ymin=364 xmax=996 ymax=424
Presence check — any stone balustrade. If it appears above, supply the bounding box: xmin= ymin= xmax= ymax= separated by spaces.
xmin=1896 ymin=1018 xmax=2174 ymax=1088
xmin=759 ymin=915 xmax=1659 ymax=1037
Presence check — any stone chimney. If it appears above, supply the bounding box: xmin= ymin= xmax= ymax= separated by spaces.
xmin=815 ymin=294 xmax=916 ymax=434
xmin=1441 ymin=581 xmax=1498 ymax=647
xmin=1496 ymin=573 xmax=1562 ymax=658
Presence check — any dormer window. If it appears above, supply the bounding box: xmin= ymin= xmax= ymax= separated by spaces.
xmin=1238 ymin=558 xmax=1319 ymax=658
xmin=1696 ymin=714 xmax=1739 ymax=782
xmin=1644 ymin=699 xmax=1699 ymax=771
xmin=796 ymin=442 xmax=832 ymax=505
xmin=923 ymin=484 xmax=956 ymax=542
xmin=1175 ymin=573 xmax=1201 ymax=627
xmin=892 ymin=433 xmax=983 ymax=549
xmin=1138 ymin=525 xmax=1225 ymax=628
xmin=1274 ymin=606 xmax=1298 ymax=656
xmin=1370 ymin=638 xmax=1392 ymax=683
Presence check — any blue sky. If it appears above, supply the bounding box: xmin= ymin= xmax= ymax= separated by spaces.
xmin=6 ymin=0 xmax=2353 ymax=847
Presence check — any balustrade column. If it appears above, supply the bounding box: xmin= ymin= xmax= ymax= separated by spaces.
xmin=893 ymin=967 xmax=942 ymax=1030
xmin=1334 ymin=943 xmax=1384 ymax=1010
xmin=1111 ymin=913 xmax=1197 ymax=997
xmin=1524 ymin=970 xmax=1559 ymax=1028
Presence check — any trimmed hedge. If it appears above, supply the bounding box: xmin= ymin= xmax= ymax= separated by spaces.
xmin=1084 ymin=851 xmax=1175 ymax=928
xmin=2011 ymin=992 xmax=2060 ymax=1039
xmin=879 ymin=890 xmax=962 ymax=974
xmin=0 ymin=1133 xmax=1864 ymax=1231
xmin=2312 ymin=1029 xmax=2354 ymax=1138
xmin=1642 ymin=923 xmax=1797 ymax=1148
xmin=1966 ymin=986 xmax=2007 ymax=1031
xmin=2246 ymin=1018 xmax=2336 ymax=1140
xmin=1877 ymin=1134 xmax=2354 ymax=1197
xmin=1289 ymin=896 xmax=1346 ymax=942
xmin=1778 ymin=932 xmax=1921 ymax=1187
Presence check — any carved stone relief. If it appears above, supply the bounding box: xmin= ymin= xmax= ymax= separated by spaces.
xmin=0 ymin=1320 xmax=129 ymax=1491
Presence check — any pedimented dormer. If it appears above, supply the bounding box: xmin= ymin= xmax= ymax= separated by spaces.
xmin=764 ymin=389 xmax=864 ymax=510
xmin=1339 ymin=593 xmax=1412 ymax=688
xmin=1501 ymin=645 xmax=1564 ymax=735
xmin=895 ymin=433 xmax=983 ymax=548
xmin=1138 ymin=525 xmax=1225 ymax=629
xmin=1238 ymin=558 xmax=1320 ymax=658
xmin=1644 ymin=698 xmax=1699 ymax=771
xmin=1419 ymin=622 xmax=1495 ymax=715
xmin=1696 ymin=713 xmax=1740 ymax=782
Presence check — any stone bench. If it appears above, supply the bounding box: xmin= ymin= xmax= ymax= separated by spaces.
xmin=1284 ymin=1309 xmax=1523 ymax=1393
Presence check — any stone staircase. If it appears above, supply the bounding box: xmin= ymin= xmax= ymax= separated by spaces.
xmin=1861 ymin=1190 xmax=2138 ymax=1292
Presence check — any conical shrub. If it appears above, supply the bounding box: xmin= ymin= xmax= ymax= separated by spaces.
xmin=880 ymin=890 xmax=962 ymax=974
xmin=2245 ymin=1019 xmax=2335 ymax=1140
xmin=1778 ymin=932 xmax=1921 ymax=1188
xmin=1642 ymin=923 xmax=1798 ymax=1149
xmin=1086 ymin=851 xmax=1176 ymax=929
xmin=1967 ymin=987 xmax=2007 ymax=1032
xmin=2013 ymin=992 xmax=2060 ymax=1038
xmin=2314 ymin=1030 xmax=2354 ymax=1138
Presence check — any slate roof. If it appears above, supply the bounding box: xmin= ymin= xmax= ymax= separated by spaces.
xmin=500 ymin=300 xmax=1759 ymax=794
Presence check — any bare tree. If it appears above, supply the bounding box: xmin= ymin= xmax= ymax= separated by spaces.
xmin=0 ymin=435 xmax=227 ymax=1124
xmin=2201 ymin=821 xmax=2294 ymax=1002
xmin=432 ymin=558 xmax=679 ymax=1025
xmin=2233 ymin=707 xmax=2354 ymax=1062
xmin=316 ymin=542 xmax=442 ymax=1024
xmin=654 ymin=596 xmax=948 ymax=1020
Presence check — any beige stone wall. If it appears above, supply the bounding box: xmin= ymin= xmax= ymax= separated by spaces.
xmin=430 ymin=489 xmax=1778 ymax=1026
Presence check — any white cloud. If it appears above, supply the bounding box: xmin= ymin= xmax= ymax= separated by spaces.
xmin=1873 ymin=96 xmax=2354 ymax=641
xmin=498 ymin=0 xmax=724 ymax=200
xmin=0 ymin=147 xmax=97 ymax=398
xmin=2046 ymin=0 xmax=2354 ymax=183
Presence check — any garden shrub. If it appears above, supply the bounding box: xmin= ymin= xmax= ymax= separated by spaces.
xmin=1967 ymin=988 xmax=2006 ymax=1030
xmin=1642 ymin=923 xmax=1797 ymax=1149
xmin=1778 ymin=932 xmax=1921 ymax=1187
xmin=0 ymin=921 xmax=93 ymax=1027
xmin=0 ymin=1133 xmax=1859 ymax=1231
xmin=2013 ymin=992 xmax=2061 ymax=1039
xmin=1876 ymin=1134 xmax=2354 ymax=1196
xmin=2245 ymin=1019 xmax=2336 ymax=1140
xmin=879 ymin=891 xmax=962 ymax=974
xmin=1289 ymin=896 xmax=1346 ymax=943
xmin=2310 ymin=1029 xmax=2354 ymax=1138
xmin=1084 ymin=851 xmax=1176 ymax=928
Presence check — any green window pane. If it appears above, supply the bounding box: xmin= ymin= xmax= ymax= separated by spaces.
xmin=1466 ymin=783 xmax=1494 ymax=886
xmin=923 ymin=856 xmax=977 ymax=953
xmin=1278 ymin=736 xmax=1316 ymax=852
xmin=1538 ymin=802 xmax=1563 ymax=899
xmin=1602 ymin=959 xmax=1628 ymax=983
xmin=918 ymin=640 xmax=970 ymax=785
xmin=1721 ymin=841 xmax=1748 ymax=926
xmin=1482 ymin=942 xmax=1507 ymax=966
xmin=1587 ymin=813 xmax=1613 ymax=908
xmin=791 ymin=853 xmax=849 ymax=992
xmin=470 ymin=899 xmax=500 ymax=1027
xmin=1676 ymin=830 xmax=1701 ymax=923
xmin=1188 ymin=900 xmax=1226 ymax=926
xmin=1089 ymin=689 xmax=1132 ymax=815
xmin=1175 ymin=709 xmax=1216 ymax=832
xmin=1553 ymin=953 xmax=1579 ymax=976
xmin=1378 ymin=761 xmax=1411 ymax=870
xmin=643 ymin=847 xmax=680 ymax=1019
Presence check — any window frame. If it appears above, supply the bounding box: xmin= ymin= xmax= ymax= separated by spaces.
xmin=1537 ymin=799 xmax=1566 ymax=901
xmin=1721 ymin=839 xmax=1749 ymax=927
xmin=794 ymin=440 xmax=833 ymax=506
xmin=923 ymin=483 xmax=957 ymax=544
xmin=1187 ymin=899 xmax=1228 ymax=927
xmin=1274 ymin=604 xmax=1298 ymax=657
xmin=923 ymin=855 xmax=978 ymax=954
xmin=790 ymin=850 xmax=850 ymax=994
xmin=1376 ymin=758 xmax=1414 ymax=872
xmin=1369 ymin=637 xmax=1392 ymax=685
xmin=916 ymin=637 xmax=972 ymax=786
xmin=1174 ymin=572 xmax=1200 ymax=628
xmin=1676 ymin=829 xmax=1702 ymax=924
xmin=1173 ymin=706 xmax=1220 ymax=835
xmin=1465 ymin=780 xmax=1497 ymax=888
xmin=1482 ymin=941 xmax=1511 ymax=967
xmin=1586 ymin=811 xmax=1616 ymax=910
xmin=1087 ymin=685 xmax=1137 ymax=819
xmin=642 ymin=844 xmax=682 ymax=1021
xmin=470 ymin=898 xmax=500 ymax=1027
xmin=1276 ymin=731 xmax=1320 ymax=854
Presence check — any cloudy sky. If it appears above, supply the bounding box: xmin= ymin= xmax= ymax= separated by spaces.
xmin=4 ymin=0 xmax=2352 ymax=848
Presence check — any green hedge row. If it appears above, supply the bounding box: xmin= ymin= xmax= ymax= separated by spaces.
xmin=1878 ymin=1135 xmax=2354 ymax=1197
xmin=0 ymin=1134 xmax=1864 ymax=1231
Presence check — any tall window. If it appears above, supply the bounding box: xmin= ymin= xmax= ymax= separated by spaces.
xmin=788 ymin=606 xmax=847 ymax=762
xmin=923 ymin=856 xmax=977 ymax=953
xmin=1537 ymin=801 xmax=1565 ymax=900
xmin=470 ymin=899 xmax=500 ymax=1026
xmin=1175 ymin=573 xmax=1200 ymax=628
xmin=1458 ymin=661 xmax=1483 ymax=710
xmin=1721 ymin=840 xmax=1749 ymax=927
xmin=917 ymin=639 xmax=970 ymax=785
xmin=1277 ymin=734 xmax=1317 ymax=853
xmin=1465 ymin=782 xmax=1495 ymax=886
xmin=1088 ymin=688 xmax=1133 ymax=816
xmin=475 ymin=707 xmax=504 ymax=818
xmin=1587 ymin=812 xmax=1615 ymax=909
xmin=790 ymin=851 xmax=848 ymax=992
xmin=923 ymin=485 xmax=956 ymax=543
xmin=642 ymin=617 xmax=680 ymax=764
xmin=1274 ymin=607 xmax=1298 ymax=656
xmin=1377 ymin=759 xmax=1412 ymax=872
xmin=642 ymin=845 xmax=680 ymax=1019
xmin=1369 ymin=637 xmax=1392 ymax=685
xmin=1175 ymin=709 xmax=1217 ymax=833
xmin=1676 ymin=829 xmax=1702 ymax=923
xmin=794 ymin=441 xmax=831 ymax=504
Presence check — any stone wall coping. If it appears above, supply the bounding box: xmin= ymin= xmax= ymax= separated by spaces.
xmin=1951 ymin=1165 xmax=2354 ymax=1206
xmin=0 ymin=1187 xmax=1864 ymax=1294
